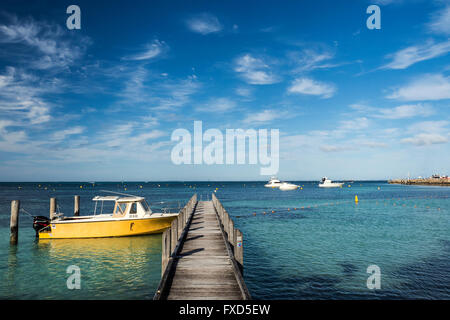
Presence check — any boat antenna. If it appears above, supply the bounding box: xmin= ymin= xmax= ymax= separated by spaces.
xmin=99 ymin=190 xmax=137 ymax=197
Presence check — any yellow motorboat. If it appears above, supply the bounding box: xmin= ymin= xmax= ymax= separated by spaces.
xmin=37 ymin=195 xmax=177 ymax=239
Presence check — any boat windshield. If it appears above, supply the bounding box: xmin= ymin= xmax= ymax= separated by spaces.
xmin=140 ymin=200 xmax=151 ymax=212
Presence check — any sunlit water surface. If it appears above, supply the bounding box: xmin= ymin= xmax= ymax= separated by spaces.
xmin=0 ymin=181 xmax=448 ymax=299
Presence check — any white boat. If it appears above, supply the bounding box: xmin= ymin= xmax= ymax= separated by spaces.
xmin=264 ymin=177 xmax=283 ymax=188
xmin=279 ymin=182 xmax=299 ymax=191
xmin=318 ymin=177 xmax=344 ymax=188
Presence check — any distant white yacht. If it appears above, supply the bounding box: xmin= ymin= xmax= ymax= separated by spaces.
xmin=279 ymin=182 xmax=299 ymax=191
xmin=318 ymin=177 xmax=344 ymax=188
xmin=264 ymin=177 xmax=283 ymax=188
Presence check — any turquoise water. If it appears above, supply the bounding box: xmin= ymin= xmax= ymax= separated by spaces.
xmin=0 ymin=181 xmax=449 ymax=299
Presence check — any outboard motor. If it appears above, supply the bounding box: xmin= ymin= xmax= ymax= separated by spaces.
xmin=33 ymin=216 xmax=50 ymax=236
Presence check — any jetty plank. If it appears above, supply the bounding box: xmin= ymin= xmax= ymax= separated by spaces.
xmin=159 ymin=200 xmax=248 ymax=300
xmin=167 ymin=201 xmax=243 ymax=300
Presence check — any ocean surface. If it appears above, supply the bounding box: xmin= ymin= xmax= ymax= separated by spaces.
xmin=0 ymin=181 xmax=449 ymax=299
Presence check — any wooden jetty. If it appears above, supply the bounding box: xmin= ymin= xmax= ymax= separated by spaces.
xmin=154 ymin=193 xmax=251 ymax=300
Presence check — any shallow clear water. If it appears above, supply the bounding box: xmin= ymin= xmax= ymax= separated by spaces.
xmin=0 ymin=181 xmax=449 ymax=299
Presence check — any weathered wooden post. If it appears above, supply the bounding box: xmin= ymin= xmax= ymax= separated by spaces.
xmin=74 ymin=195 xmax=80 ymax=216
xmin=220 ymin=206 xmax=224 ymax=225
xmin=234 ymin=229 xmax=244 ymax=272
xmin=170 ymin=219 xmax=178 ymax=255
xmin=178 ymin=210 xmax=184 ymax=238
xmin=224 ymin=211 xmax=229 ymax=236
xmin=185 ymin=204 xmax=190 ymax=223
xmin=161 ymin=229 xmax=170 ymax=276
xmin=49 ymin=197 xmax=57 ymax=220
xmin=228 ymin=219 xmax=235 ymax=244
xmin=181 ymin=210 xmax=185 ymax=230
xmin=10 ymin=200 xmax=20 ymax=244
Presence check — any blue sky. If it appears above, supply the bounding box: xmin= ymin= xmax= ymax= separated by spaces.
xmin=0 ymin=0 xmax=449 ymax=181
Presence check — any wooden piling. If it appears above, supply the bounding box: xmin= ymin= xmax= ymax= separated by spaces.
xmin=10 ymin=200 xmax=20 ymax=244
xmin=170 ymin=219 xmax=178 ymax=256
xmin=74 ymin=195 xmax=80 ymax=216
xmin=161 ymin=229 xmax=170 ymax=276
xmin=178 ymin=210 xmax=184 ymax=239
xmin=224 ymin=211 xmax=230 ymax=235
xmin=228 ymin=218 xmax=235 ymax=244
xmin=50 ymin=197 xmax=57 ymax=220
xmin=235 ymin=229 xmax=244 ymax=271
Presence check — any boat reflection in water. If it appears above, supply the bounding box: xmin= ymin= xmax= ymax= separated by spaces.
xmin=36 ymin=235 xmax=162 ymax=298
xmin=38 ymin=235 xmax=161 ymax=262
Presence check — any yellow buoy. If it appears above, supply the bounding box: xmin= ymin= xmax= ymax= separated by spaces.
xmin=354 ymin=195 xmax=359 ymax=203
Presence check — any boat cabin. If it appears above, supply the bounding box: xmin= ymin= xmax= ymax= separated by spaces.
xmin=92 ymin=196 xmax=152 ymax=219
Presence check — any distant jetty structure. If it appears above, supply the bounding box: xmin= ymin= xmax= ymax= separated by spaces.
xmin=389 ymin=174 xmax=450 ymax=186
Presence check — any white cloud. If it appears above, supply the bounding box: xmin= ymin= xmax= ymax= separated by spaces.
xmin=401 ymin=133 xmax=448 ymax=146
xmin=339 ymin=117 xmax=370 ymax=130
xmin=360 ymin=141 xmax=388 ymax=148
xmin=186 ymin=13 xmax=222 ymax=35
xmin=51 ymin=126 xmax=85 ymax=141
xmin=99 ymin=122 xmax=165 ymax=148
xmin=196 ymin=97 xmax=236 ymax=113
xmin=376 ymin=104 xmax=433 ymax=119
xmin=407 ymin=120 xmax=449 ymax=133
xmin=153 ymin=75 xmax=201 ymax=110
xmin=288 ymin=49 xmax=337 ymax=72
xmin=320 ymin=145 xmax=356 ymax=152
xmin=401 ymin=120 xmax=449 ymax=146
xmin=235 ymin=87 xmax=252 ymax=97
xmin=123 ymin=40 xmax=168 ymax=61
xmin=0 ymin=16 xmax=89 ymax=70
xmin=288 ymin=77 xmax=336 ymax=98
xmin=234 ymin=54 xmax=280 ymax=85
xmin=0 ymin=67 xmax=53 ymax=125
xmin=243 ymin=109 xmax=286 ymax=124
xmin=428 ymin=5 xmax=450 ymax=35
xmin=372 ymin=0 xmax=402 ymax=5
xmin=387 ymin=74 xmax=450 ymax=101
xmin=111 ymin=66 xmax=201 ymax=112
xmin=382 ymin=40 xmax=450 ymax=69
